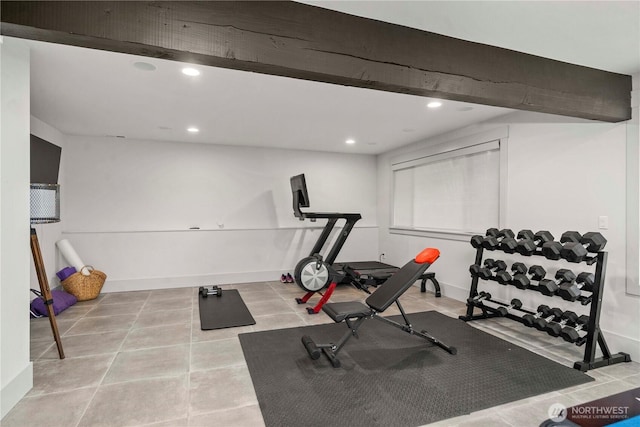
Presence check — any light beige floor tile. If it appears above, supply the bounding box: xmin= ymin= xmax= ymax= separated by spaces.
xmin=189 ymin=366 xmax=257 ymax=416
xmin=188 ymin=404 xmax=265 ymax=426
xmin=78 ymin=375 xmax=189 ymax=427
xmin=121 ymin=322 xmax=191 ymax=351
xmin=140 ymin=418 xmax=189 ymax=427
xmin=595 ymin=360 xmax=639 ymax=380
xmin=191 ymin=338 xmax=245 ymax=371
xmin=237 ymin=289 xmax=281 ymax=303
xmin=147 ymin=287 xmax=193 ymax=301
xmin=567 ymin=379 xmax=637 ymax=403
xmin=244 ymin=298 xmax=297 ymax=316
xmin=142 ymin=418 xmax=189 ymax=427
xmin=496 ymin=394 xmax=583 ymax=427
xmin=39 ymin=330 xmax=128 ymax=360
xmin=144 ymin=297 xmax=193 ymax=311
xmin=103 ymin=344 xmax=190 ymax=384
xmin=100 ymin=291 xmax=150 ymax=305
xmin=30 ymin=339 xmax=54 ymax=360
xmin=455 ymin=413 xmax=515 ymax=427
xmin=251 ymin=313 xmax=306 ymax=331
xmin=134 ymin=307 xmax=192 ymax=329
xmin=623 ymin=373 xmax=640 ymax=387
xmin=85 ymin=302 xmax=143 ymax=317
xmin=191 ymin=323 xmax=255 ymax=343
xmin=30 ymin=317 xmax=78 ymax=341
xmin=55 ymin=303 xmax=95 ymax=320
xmin=0 ymin=387 xmax=96 ymax=427
xmin=64 ymin=314 xmax=137 ymax=336
xmin=28 ymin=353 xmax=114 ymax=396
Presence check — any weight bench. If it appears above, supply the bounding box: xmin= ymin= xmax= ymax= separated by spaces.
xmin=301 ymin=248 xmax=456 ymax=368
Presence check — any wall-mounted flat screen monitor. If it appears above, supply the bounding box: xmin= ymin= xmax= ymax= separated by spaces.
xmin=30 ymin=134 xmax=62 ymax=184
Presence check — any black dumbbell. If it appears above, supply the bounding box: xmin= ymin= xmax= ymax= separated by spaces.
xmin=522 ymin=305 xmax=552 ymax=327
xmin=537 ymin=269 xmax=575 ymax=297
xmin=495 ymin=270 xmax=512 ymax=286
xmin=200 ymin=285 xmax=222 ymax=298
xmin=558 ymin=272 xmax=594 ymax=302
xmin=512 ymin=265 xmax=546 ymax=290
xmin=546 ymin=311 xmax=578 ymax=337
xmin=495 ymin=298 xmax=522 ymax=316
xmin=470 ymin=229 xmax=502 ymax=249
xmin=500 ymin=230 xmax=530 ymax=254
xmin=482 ymin=229 xmax=515 ymax=251
xmin=533 ymin=307 xmax=563 ymax=331
xmin=467 ymin=291 xmax=491 ymax=305
xmin=560 ymin=315 xmax=590 ymax=343
xmin=509 ymin=262 xmax=527 ymax=289
xmin=560 ymin=231 xmax=607 ymax=263
xmin=470 ymin=235 xmax=484 ymax=249
xmin=541 ymin=240 xmax=563 ymax=260
xmin=516 ymin=230 xmax=554 ymax=256
xmin=484 ymin=259 xmax=507 ymax=272
xmin=469 ymin=264 xmax=492 ymax=280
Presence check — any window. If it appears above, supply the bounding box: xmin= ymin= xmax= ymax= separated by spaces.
xmin=391 ymin=139 xmax=504 ymax=236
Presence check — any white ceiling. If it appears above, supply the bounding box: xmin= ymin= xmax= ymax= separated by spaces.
xmin=27 ymin=1 xmax=639 ymax=155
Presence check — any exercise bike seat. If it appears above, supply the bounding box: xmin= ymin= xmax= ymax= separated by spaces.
xmin=322 ymin=301 xmax=371 ymax=322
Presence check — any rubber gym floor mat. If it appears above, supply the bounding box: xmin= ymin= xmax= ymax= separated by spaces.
xmin=198 ymin=289 xmax=255 ymax=330
xmin=239 ymin=311 xmax=593 ymax=427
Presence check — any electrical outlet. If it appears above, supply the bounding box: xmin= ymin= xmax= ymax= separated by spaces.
xmin=598 ymin=216 xmax=609 ymax=230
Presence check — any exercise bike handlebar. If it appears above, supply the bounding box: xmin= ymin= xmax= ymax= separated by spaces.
xmin=296 ymin=211 xmax=363 ymax=221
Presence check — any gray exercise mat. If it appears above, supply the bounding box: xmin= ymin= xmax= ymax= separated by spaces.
xmin=198 ymin=288 xmax=255 ymax=330
xmin=239 ymin=311 xmax=593 ymax=427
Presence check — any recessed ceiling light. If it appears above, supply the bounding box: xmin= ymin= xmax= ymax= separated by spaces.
xmin=187 ymin=127 xmax=199 ymax=133
xmin=133 ymin=62 xmax=156 ymax=71
xmin=345 ymin=139 xmax=356 ymax=145
xmin=427 ymin=101 xmax=443 ymax=108
xmin=182 ymin=67 xmax=200 ymax=76
xmin=457 ymin=106 xmax=474 ymax=112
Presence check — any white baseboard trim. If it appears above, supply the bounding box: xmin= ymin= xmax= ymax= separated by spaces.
xmin=420 ymin=279 xmax=467 ymax=302
xmin=595 ymin=329 xmax=639 ymax=362
xmin=101 ymin=270 xmax=288 ymax=293
xmin=1 ymin=362 xmax=33 ymax=419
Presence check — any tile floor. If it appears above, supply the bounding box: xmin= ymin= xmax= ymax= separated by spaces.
xmin=3 ymin=281 xmax=638 ymax=427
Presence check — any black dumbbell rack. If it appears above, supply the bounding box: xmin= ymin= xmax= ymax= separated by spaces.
xmin=459 ymin=232 xmax=631 ymax=372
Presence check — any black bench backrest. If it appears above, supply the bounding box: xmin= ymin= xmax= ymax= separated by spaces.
xmin=365 ymin=260 xmax=428 ymax=312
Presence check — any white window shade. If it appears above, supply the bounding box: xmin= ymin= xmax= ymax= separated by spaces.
xmin=392 ymin=140 xmax=500 ymax=234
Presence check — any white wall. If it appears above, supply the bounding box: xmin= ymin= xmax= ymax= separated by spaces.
xmin=0 ymin=37 xmax=32 ymax=419
xmin=29 ymin=117 xmax=66 ymax=292
xmin=378 ymin=111 xmax=640 ymax=360
xmin=61 ymin=136 xmax=379 ymax=291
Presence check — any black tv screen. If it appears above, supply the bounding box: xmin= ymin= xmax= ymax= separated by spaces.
xmin=290 ymin=174 xmax=310 ymax=218
xmin=30 ymin=134 xmax=61 ymax=184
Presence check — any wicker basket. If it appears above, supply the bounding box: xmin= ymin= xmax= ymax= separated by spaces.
xmin=61 ymin=266 xmax=106 ymax=301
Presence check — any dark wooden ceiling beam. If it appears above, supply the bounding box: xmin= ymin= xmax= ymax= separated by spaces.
xmin=1 ymin=1 xmax=632 ymax=122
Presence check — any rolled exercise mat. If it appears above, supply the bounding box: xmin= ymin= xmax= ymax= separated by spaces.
xmin=56 ymin=239 xmax=89 ymax=275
